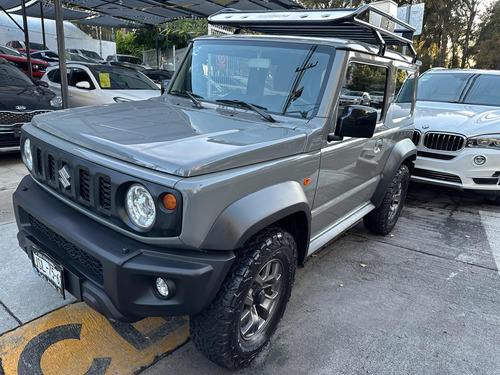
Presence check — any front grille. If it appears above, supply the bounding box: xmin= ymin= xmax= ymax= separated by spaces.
xmin=48 ymin=154 xmax=56 ymax=182
xmin=412 ymin=130 xmax=421 ymax=146
xmin=417 ymin=151 xmax=456 ymax=160
xmin=413 ymin=168 xmax=462 ymax=183
xmin=0 ymin=132 xmax=19 ymax=147
xmin=423 ymin=132 xmax=466 ymax=151
xmin=80 ymin=170 xmax=91 ymax=202
xmin=29 ymin=214 xmax=103 ymax=283
xmin=473 ymin=178 xmax=498 ymax=185
xmin=99 ymin=177 xmax=112 ymax=211
xmin=0 ymin=110 xmax=51 ymax=125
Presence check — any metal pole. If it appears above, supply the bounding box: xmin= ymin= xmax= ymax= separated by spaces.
xmin=155 ymin=26 xmax=159 ymax=68
xmin=40 ymin=1 xmax=46 ymax=48
xmin=54 ymin=0 xmax=69 ymax=108
xmin=21 ymin=0 xmax=33 ymax=78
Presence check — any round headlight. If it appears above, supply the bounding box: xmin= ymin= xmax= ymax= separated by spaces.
xmin=126 ymin=184 xmax=156 ymax=230
xmin=24 ymin=139 xmax=33 ymax=171
xmin=50 ymin=96 xmax=63 ymax=108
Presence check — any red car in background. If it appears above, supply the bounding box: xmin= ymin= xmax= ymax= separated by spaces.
xmin=5 ymin=40 xmax=47 ymax=53
xmin=0 ymin=45 xmax=49 ymax=79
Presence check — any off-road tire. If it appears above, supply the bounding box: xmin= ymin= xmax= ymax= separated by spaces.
xmin=364 ymin=164 xmax=410 ymax=235
xmin=190 ymin=227 xmax=297 ymax=370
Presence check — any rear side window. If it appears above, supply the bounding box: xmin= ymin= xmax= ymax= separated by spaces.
xmin=339 ymin=62 xmax=388 ymax=121
xmin=392 ymin=69 xmax=416 ymax=118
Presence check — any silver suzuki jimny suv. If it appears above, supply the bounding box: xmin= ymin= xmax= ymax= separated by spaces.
xmin=14 ymin=5 xmax=419 ymax=369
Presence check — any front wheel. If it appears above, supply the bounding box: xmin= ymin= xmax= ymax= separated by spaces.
xmin=190 ymin=227 xmax=297 ymax=370
xmin=364 ymin=164 xmax=410 ymax=235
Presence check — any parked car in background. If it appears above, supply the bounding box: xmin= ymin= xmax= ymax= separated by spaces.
xmin=411 ymin=68 xmax=500 ymax=204
xmin=369 ymin=91 xmax=384 ymax=107
xmin=0 ymin=45 xmax=49 ymax=79
xmin=339 ymin=90 xmax=371 ymax=106
xmin=40 ymin=63 xmax=160 ymax=107
xmin=31 ymin=50 xmax=94 ymax=66
xmin=106 ymin=54 xmax=149 ymax=70
xmin=0 ymin=58 xmax=60 ymax=152
xmin=67 ymin=49 xmax=104 ymax=63
xmin=6 ymin=40 xmax=47 ymax=53
xmin=142 ymin=69 xmax=173 ymax=89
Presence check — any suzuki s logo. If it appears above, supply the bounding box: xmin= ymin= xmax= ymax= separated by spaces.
xmin=422 ymin=124 xmax=430 ymax=129
xmin=58 ymin=165 xmax=71 ymax=190
xmin=15 ymin=105 xmax=26 ymax=110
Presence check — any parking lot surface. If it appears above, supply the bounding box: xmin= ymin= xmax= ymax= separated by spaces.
xmin=1 ymin=153 xmax=499 ymax=375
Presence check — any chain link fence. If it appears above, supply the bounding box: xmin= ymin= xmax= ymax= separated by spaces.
xmin=143 ymin=47 xmax=188 ymax=70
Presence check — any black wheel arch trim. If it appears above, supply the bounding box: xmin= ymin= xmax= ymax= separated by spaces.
xmin=371 ymin=138 xmax=416 ymax=208
xmin=201 ymin=181 xmax=311 ymax=253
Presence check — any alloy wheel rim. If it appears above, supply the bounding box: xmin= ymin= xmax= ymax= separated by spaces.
xmin=239 ymin=259 xmax=283 ymax=341
xmin=388 ymin=181 xmax=402 ymax=220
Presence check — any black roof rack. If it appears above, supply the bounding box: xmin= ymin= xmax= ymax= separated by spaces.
xmin=208 ymin=5 xmax=418 ymax=63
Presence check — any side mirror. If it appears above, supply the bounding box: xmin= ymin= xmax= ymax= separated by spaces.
xmin=160 ymin=79 xmax=170 ymax=94
xmin=328 ymin=105 xmax=377 ymax=142
xmin=75 ymin=81 xmax=91 ymax=89
xmin=36 ymin=81 xmax=49 ymax=88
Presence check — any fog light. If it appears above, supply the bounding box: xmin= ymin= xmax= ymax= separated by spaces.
xmin=155 ymin=278 xmax=171 ymax=298
xmin=473 ymin=155 xmax=486 ymax=166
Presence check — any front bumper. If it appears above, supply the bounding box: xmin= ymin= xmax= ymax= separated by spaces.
xmin=412 ymin=147 xmax=500 ymax=195
xmin=13 ymin=175 xmax=235 ymax=322
xmin=0 ymin=124 xmax=22 ymax=151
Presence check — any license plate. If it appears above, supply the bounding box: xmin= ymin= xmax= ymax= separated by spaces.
xmin=13 ymin=126 xmax=22 ymax=138
xmin=32 ymin=249 xmax=65 ymax=298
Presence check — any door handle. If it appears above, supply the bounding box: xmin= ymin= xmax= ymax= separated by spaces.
xmin=374 ymin=139 xmax=383 ymax=153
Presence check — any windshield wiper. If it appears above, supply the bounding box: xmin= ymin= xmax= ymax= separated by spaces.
xmin=170 ymin=90 xmax=204 ymax=109
xmin=215 ymin=99 xmax=276 ymax=123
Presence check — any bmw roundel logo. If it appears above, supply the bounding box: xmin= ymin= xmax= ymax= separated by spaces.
xmin=422 ymin=124 xmax=430 ymax=129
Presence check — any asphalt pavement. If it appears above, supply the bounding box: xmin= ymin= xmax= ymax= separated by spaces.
xmin=1 ymin=152 xmax=499 ymax=375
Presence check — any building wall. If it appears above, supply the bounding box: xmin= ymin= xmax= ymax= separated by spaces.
xmin=0 ymin=12 xmax=116 ymax=58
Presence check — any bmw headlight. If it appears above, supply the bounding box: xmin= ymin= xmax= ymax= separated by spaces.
xmin=23 ymin=138 xmax=33 ymax=171
xmin=467 ymin=135 xmax=500 ymax=149
xmin=126 ymin=184 xmax=156 ymax=230
xmin=50 ymin=96 xmax=63 ymax=108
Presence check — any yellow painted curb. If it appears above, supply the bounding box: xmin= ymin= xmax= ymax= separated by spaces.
xmin=0 ymin=303 xmax=189 ymax=375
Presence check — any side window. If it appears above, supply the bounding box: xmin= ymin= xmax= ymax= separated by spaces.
xmin=48 ymin=68 xmax=70 ymax=84
xmin=48 ymin=69 xmax=60 ymax=83
xmin=393 ymin=69 xmax=415 ymax=118
xmin=69 ymin=68 xmax=95 ymax=89
xmin=339 ymin=62 xmax=388 ymax=121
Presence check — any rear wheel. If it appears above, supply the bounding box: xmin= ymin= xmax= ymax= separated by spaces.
xmin=364 ymin=164 xmax=410 ymax=235
xmin=190 ymin=227 xmax=297 ymax=370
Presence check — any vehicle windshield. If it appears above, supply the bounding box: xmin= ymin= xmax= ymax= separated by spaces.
xmin=169 ymin=40 xmax=334 ymax=119
xmin=81 ymin=50 xmax=101 ymax=60
xmin=0 ymin=45 xmax=22 ymax=56
xmin=66 ymin=52 xmax=91 ymax=62
xmin=29 ymin=42 xmax=45 ymax=50
xmin=89 ymin=66 xmax=159 ymax=90
xmin=462 ymin=74 xmax=500 ymax=106
xmin=346 ymin=91 xmax=364 ymax=96
xmin=0 ymin=63 xmax=34 ymax=87
xmin=417 ymin=72 xmax=471 ymax=103
xmin=117 ymin=55 xmax=143 ymax=64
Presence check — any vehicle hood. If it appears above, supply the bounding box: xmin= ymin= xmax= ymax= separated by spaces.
xmin=31 ymin=98 xmax=307 ymax=177
xmin=415 ymin=101 xmax=500 ymax=136
xmin=108 ymin=90 xmax=160 ymax=101
xmin=0 ymin=85 xmax=56 ymax=111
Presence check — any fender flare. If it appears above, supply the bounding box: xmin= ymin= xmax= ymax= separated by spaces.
xmin=201 ymin=181 xmax=311 ymax=251
xmin=371 ymin=138 xmax=417 ymax=208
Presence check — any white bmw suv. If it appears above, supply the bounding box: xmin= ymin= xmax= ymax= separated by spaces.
xmin=410 ymin=68 xmax=500 ymax=204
